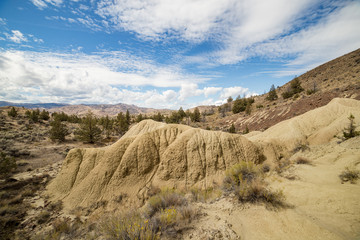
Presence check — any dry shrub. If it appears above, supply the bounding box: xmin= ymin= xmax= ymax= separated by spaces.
xmin=223 ymin=161 xmax=286 ymax=208
xmin=295 ymin=157 xmax=312 ymax=165
xmin=339 ymin=167 xmax=359 ymax=184
xmin=177 ymin=205 xmax=197 ymax=223
xmin=146 ymin=189 xmax=186 ymax=217
xmin=98 ymin=211 xmax=158 ymax=240
xmin=37 ymin=210 xmax=51 ymax=224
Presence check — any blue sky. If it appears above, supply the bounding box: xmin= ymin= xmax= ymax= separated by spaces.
xmin=0 ymin=0 xmax=359 ymax=109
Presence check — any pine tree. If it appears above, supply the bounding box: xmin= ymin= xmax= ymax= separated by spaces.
xmin=266 ymin=84 xmax=278 ymax=101
xmin=190 ymin=107 xmax=201 ymax=122
xmin=75 ymin=111 xmax=102 ymax=143
xmin=125 ymin=109 xmax=131 ymax=125
xmin=49 ymin=118 xmax=69 ymax=142
xmin=178 ymin=107 xmax=186 ymax=119
xmin=100 ymin=115 xmax=113 ymax=139
xmin=115 ymin=112 xmax=129 ymax=135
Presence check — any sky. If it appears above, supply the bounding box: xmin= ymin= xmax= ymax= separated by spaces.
xmin=0 ymin=0 xmax=359 ymax=109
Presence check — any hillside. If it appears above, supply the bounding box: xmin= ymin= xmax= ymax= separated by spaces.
xmin=198 ymin=48 xmax=360 ymax=132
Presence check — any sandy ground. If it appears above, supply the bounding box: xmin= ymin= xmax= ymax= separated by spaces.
xmin=185 ymin=137 xmax=360 ymax=240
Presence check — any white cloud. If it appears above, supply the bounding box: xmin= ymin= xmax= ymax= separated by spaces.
xmin=95 ymin=0 xmax=234 ymax=41
xmin=30 ymin=0 xmax=63 ymax=9
xmin=5 ymin=30 xmax=28 ymax=43
xmin=203 ymin=87 xmax=222 ymax=97
xmin=0 ymin=50 xmax=211 ymax=108
xmin=220 ymin=86 xmax=249 ymax=99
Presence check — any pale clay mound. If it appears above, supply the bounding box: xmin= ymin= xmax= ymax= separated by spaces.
xmin=248 ymin=98 xmax=360 ymax=160
xmin=47 ymin=120 xmax=263 ymax=210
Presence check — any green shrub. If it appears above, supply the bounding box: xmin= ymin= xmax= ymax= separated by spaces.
xmin=7 ymin=107 xmax=17 ymax=118
xmin=0 ymin=152 xmax=16 ymax=178
xmin=343 ymin=114 xmax=359 ymax=140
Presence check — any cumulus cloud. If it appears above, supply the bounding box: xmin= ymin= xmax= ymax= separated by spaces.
xmin=0 ymin=50 xmax=211 ymax=108
xmin=220 ymin=87 xmax=249 ymax=99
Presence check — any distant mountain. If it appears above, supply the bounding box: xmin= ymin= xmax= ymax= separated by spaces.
xmin=47 ymin=103 xmax=169 ymax=116
xmin=0 ymin=101 xmax=68 ymax=109
xmin=0 ymin=101 xmax=169 ymax=116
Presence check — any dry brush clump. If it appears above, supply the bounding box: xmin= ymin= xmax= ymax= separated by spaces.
xmin=223 ymin=161 xmax=286 ymax=208
xmin=339 ymin=167 xmax=359 ymax=184
xmin=97 ymin=188 xmax=198 ymax=240
xmin=294 ymin=156 xmax=312 ymax=165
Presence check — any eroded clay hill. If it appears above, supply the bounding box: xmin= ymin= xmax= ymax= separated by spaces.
xmin=248 ymin=98 xmax=360 ymax=154
xmin=47 ymin=120 xmax=263 ymax=211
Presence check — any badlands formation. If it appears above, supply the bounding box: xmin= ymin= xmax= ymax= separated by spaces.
xmin=48 ymin=98 xmax=360 ymax=239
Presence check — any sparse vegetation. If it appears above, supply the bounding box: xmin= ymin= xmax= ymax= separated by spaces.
xmin=223 ymin=162 xmax=285 ymax=208
xmin=282 ymin=77 xmax=304 ymax=99
xmin=294 ymin=156 xmax=312 ymax=165
xmin=0 ymin=152 xmax=17 ymax=178
xmin=7 ymin=107 xmax=17 ymax=118
xmin=343 ymin=114 xmax=359 ymax=140
xmin=266 ymin=84 xmax=278 ymax=101
xmin=339 ymin=167 xmax=359 ymax=184
xmin=228 ymin=123 xmax=236 ymax=133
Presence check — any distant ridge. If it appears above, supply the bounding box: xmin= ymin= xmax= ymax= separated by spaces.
xmin=0 ymin=101 xmax=68 ymax=109
xmin=0 ymin=101 xmax=168 ymax=116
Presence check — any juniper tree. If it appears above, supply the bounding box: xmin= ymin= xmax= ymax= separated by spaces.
xmin=75 ymin=111 xmax=102 ymax=143
xmin=7 ymin=107 xmax=17 ymax=118
xmin=266 ymin=84 xmax=278 ymax=101
xmin=49 ymin=118 xmax=69 ymax=142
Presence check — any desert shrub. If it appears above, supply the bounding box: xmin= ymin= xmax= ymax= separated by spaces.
xmin=37 ymin=210 xmax=51 ymax=224
xmin=146 ymin=189 xmax=186 ymax=217
xmin=228 ymin=123 xmax=236 ymax=133
xmin=224 ymin=161 xmax=286 ymax=207
xmin=294 ymin=157 xmax=311 ymax=165
xmin=99 ymin=211 xmax=158 ymax=240
xmin=306 ymin=89 xmax=316 ymax=95
xmin=0 ymin=152 xmax=16 ymax=178
xmin=343 ymin=114 xmax=359 ymax=140
xmin=256 ymin=104 xmax=264 ymax=109
xmin=339 ymin=167 xmax=359 ymax=184
xmin=292 ymin=142 xmax=310 ymax=153
xmin=159 ymin=208 xmax=177 ymax=226
xmin=177 ymin=205 xmax=197 ymax=223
